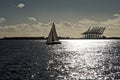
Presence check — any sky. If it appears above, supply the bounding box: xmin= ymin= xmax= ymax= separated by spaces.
xmin=0 ymin=0 xmax=120 ymax=38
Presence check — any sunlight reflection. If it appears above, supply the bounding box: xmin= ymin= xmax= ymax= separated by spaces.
xmin=46 ymin=40 xmax=117 ymax=79
xmin=60 ymin=40 xmax=110 ymax=79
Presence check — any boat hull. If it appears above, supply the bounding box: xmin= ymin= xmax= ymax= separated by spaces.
xmin=46 ymin=41 xmax=61 ymax=44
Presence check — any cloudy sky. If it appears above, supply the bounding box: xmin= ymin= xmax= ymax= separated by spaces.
xmin=0 ymin=0 xmax=120 ymax=38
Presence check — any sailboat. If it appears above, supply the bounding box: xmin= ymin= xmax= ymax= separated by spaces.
xmin=46 ymin=22 xmax=61 ymax=44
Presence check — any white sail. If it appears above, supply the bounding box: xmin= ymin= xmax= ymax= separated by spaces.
xmin=46 ymin=23 xmax=61 ymax=44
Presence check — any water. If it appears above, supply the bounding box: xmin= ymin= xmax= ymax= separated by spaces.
xmin=0 ymin=39 xmax=120 ymax=80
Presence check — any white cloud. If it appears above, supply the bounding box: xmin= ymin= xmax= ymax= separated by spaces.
xmin=102 ymin=14 xmax=120 ymax=26
xmin=77 ymin=19 xmax=98 ymax=29
xmin=0 ymin=17 xmax=6 ymax=23
xmin=28 ymin=17 xmax=37 ymax=22
xmin=0 ymin=23 xmax=50 ymax=37
xmin=113 ymin=13 xmax=120 ymax=17
xmin=17 ymin=3 xmax=25 ymax=8
xmin=78 ymin=19 xmax=97 ymax=25
xmin=0 ymin=13 xmax=120 ymax=37
xmin=57 ymin=21 xmax=73 ymax=28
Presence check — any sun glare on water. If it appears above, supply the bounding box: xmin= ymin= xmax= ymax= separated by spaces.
xmin=51 ymin=40 xmax=113 ymax=79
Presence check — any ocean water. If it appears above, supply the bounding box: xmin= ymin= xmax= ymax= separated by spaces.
xmin=0 ymin=39 xmax=120 ymax=80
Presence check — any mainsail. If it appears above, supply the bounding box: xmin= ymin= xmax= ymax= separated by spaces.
xmin=46 ymin=23 xmax=61 ymax=44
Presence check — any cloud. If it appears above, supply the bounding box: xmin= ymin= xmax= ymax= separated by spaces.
xmin=28 ymin=17 xmax=37 ymax=22
xmin=77 ymin=19 xmax=98 ymax=30
xmin=78 ymin=19 xmax=97 ymax=25
xmin=0 ymin=23 xmax=50 ymax=37
xmin=57 ymin=14 xmax=120 ymax=37
xmin=102 ymin=14 xmax=120 ymax=26
xmin=113 ymin=13 xmax=120 ymax=17
xmin=0 ymin=17 xmax=6 ymax=23
xmin=0 ymin=13 xmax=120 ymax=37
xmin=57 ymin=21 xmax=73 ymax=28
xmin=17 ymin=3 xmax=25 ymax=8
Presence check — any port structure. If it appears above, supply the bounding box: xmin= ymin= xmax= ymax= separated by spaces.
xmin=81 ymin=27 xmax=106 ymax=39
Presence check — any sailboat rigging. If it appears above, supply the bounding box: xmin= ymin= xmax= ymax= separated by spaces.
xmin=46 ymin=22 xmax=61 ymax=44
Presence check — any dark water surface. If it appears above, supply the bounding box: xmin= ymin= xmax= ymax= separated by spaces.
xmin=0 ymin=40 xmax=120 ymax=80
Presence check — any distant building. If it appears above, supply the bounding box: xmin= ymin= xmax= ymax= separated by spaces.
xmin=81 ymin=27 xmax=106 ymax=39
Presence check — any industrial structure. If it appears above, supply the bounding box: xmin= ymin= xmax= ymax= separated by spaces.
xmin=81 ymin=27 xmax=106 ymax=39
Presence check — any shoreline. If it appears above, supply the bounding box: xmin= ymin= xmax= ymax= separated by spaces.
xmin=0 ymin=37 xmax=120 ymax=40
